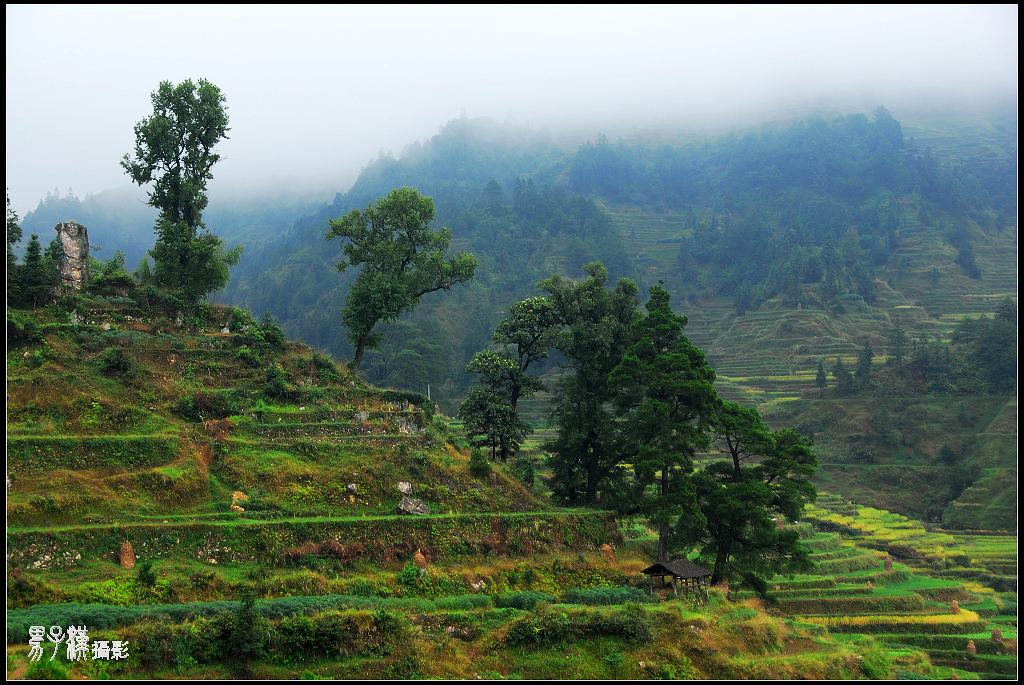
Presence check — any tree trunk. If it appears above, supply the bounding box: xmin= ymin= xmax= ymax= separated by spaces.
xmin=351 ymin=334 xmax=368 ymax=370
xmin=711 ymin=542 xmax=731 ymax=584
xmin=657 ymin=466 xmax=669 ymax=561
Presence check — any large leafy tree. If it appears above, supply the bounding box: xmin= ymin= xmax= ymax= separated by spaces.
xmin=683 ymin=401 xmax=817 ymax=591
xmin=460 ymin=296 xmax=559 ymax=460
xmin=459 ymin=384 xmax=529 ymax=460
xmin=122 ymin=79 xmax=240 ymax=304
xmin=542 ymin=261 xmax=640 ymax=504
xmin=326 ymin=187 xmax=477 ymax=369
xmin=610 ymin=284 xmax=720 ymax=561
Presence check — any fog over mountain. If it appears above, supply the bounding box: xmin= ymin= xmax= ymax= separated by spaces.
xmin=5 ymin=5 xmax=1017 ymax=215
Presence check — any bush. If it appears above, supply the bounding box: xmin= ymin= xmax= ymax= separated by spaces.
xmin=494 ymin=591 xmax=556 ymax=610
xmin=504 ymin=603 xmax=653 ymax=646
xmin=173 ymin=391 xmax=237 ymax=422
xmin=512 ymin=457 xmax=535 ymax=486
xmin=259 ymin=313 xmax=286 ymax=350
xmin=310 ymin=352 xmax=340 ymax=382
xmin=469 ymin=449 xmax=492 ymax=478
xmin=136 ymin=560 xmax=157 ymax=588
xmin=7 ymin=308 xmax=41 ymax=347
xmin=263 ymin=364 xmax=292 ymax=400
xmin=98 ymin=347 xmax=138 ymax=379
xmin=563 ymin=586 xmax=649 ymax=606
xmin=235 ymin=345 xmax=262 ymax=367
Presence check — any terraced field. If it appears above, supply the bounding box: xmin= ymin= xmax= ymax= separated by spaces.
xmin=735 ymin=495 xmax=1018 ymax=680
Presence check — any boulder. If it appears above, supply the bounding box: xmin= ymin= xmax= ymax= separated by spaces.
xmin=398 ymin=496 xmax=430 ymax=515
xmin=119 ymin=541 xmax=135 ymax=569
xmin=397 ymin=481 xmax=413 ymax=495
xmin=55 ymin=221 xmax=89 ymax=293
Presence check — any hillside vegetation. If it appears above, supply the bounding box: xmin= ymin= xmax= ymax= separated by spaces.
xmin=9 ymin=294 xmax=1005 ymax=679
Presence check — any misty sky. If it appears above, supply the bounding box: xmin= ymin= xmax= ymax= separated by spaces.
xmin=5 ymin=4 xmax=1018 ymax=215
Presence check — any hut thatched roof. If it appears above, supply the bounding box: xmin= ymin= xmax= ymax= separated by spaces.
xmin=641 ymin=558 xmax=712 ymax=579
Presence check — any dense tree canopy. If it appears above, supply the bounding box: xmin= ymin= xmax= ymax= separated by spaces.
xmin=327 ymin=187 xmax=477 ymax=369
xmin=122 ymin=79 xmax=240 ymax=305
xmin=682 ymin=402 xmax=817 ymax=589
xmin=542 ymin=262 xmax=641 ymax=504
xmin=610 ymin=284 xmax=720 ymax=561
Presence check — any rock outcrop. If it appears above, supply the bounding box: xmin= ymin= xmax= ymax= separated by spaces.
xmin=398 ymin=496 xmax=430 ymax=515
xmin=55 ymin=221 xmax=89 ymax=293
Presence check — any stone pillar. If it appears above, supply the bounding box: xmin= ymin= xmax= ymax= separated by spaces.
xmin=55 ymin=221 xmax=89 ymax=293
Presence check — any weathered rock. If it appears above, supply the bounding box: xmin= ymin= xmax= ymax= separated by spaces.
xmin=55 ymin=221 xmax=89 ymax=293
xmin=397 ymin=481 xmax=413 ymax=495
xmin=397 ymin=496 xmax=430 ymax=515
xmin=100 ymin=322 xmax=111 ymax=331
xmin=119 ymin=541 xmax=135 ymax=569
xmin=600 ymin=543 xmax=616 ymax=564
xmin=413 ymin=548 xmax=428 ymax=569
xmin=346 ymin=483 xmax=358 ymax=494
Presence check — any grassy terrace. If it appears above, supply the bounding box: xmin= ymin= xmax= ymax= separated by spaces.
xmin=747 ymin=495 xmax=1019 ymax=679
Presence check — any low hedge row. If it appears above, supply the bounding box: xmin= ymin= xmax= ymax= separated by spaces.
xmin=7 ymin=593 xmax=493 ymax=644
xmin=779 ymin=593 xmax=924 ymax=615
xmin=875 ymin=634 xmax=1008 ymax=655
xmin=504 ymin=604 xmax=653 ymax=646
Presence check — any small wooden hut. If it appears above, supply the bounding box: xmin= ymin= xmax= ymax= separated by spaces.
xmin=642 ymin=559 xmax=712 ymax=598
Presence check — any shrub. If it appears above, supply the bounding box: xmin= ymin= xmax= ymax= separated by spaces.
xmin=310 ymin=352 xmax=340 ymax=382
xmin=504 ymin=604 xmax=653 ymax=646
xmin=98 ymin=347 xmax=138 ymax=378
xmin=587 ymin=603 xmax=654 ymax=643
xmin=136 ymin=560 xmax=157 ymax=588
xmin=396 ymin=562 xmax=421 ymax=589
xmin=494 ymin=591 xmax=556 ymax=610
xmin=235 ymin=345 xmax=261 ymax=367
xmin=173 ymin=391 xmax=237 ymax=422
xmin=259 ymin=313 xmax=286 ymax=350
xmin=469 ymin=449 xmax=492 ymax=478
xmin=7 ymin=308 xmax=41 ymax=347
xmin=563 ymin=586 xmax=649 ymax=606
xmin=512 ymin=457 xmax=535 ymax=486
xmin=505 ymin=603 xmax=573 ymax=646
xmin=263 ymin=364 xmax=292 ymax=400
